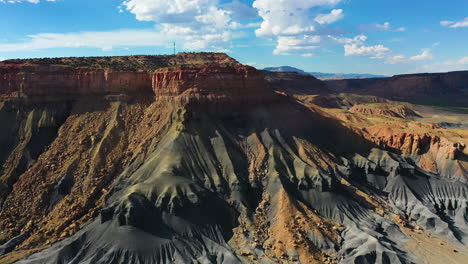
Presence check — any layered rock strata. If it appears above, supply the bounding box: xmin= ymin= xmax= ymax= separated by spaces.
xmin=0 ymin=54 xmax=466 ymax=264
xmin=326 ymin=71 xmax=468 ymax=99
xmin=0 ymin=65 xmax=152 ymax=97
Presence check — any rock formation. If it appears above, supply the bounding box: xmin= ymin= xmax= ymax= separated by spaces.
xmin=263 ymin=71 xmax=330 ymax=96
xmin=0 ymin=65 xmax=152 ymax=97
xmin=349 ymin=103 xmax=421 ymax=119
xmin=326 ymin=71 xmax=468 ymax=100
xmin=0 ymin=54 xmax=467 ymax=264
xmin=154 ymin=65 xmax=277 ymax=105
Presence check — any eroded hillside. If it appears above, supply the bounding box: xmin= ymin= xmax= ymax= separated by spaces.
xmin=0 ymin=54 xmax=467 ymax=264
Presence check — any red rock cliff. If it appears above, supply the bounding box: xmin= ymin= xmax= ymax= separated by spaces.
xmin=1 ymin=58 xmax=276 ymax=106
xmin=365 ymin=128 xmax=467 ymax=178
xmin=326 ymin=71 xmax=468 ymax=99
xmin=152 ymin=64 xmax=277 ymax=105
xmin=0 ymin=64 xmax=153 ymax=97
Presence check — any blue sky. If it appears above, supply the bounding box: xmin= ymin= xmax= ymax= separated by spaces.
xmin=0 ymin=0 xmax=467 ymax=75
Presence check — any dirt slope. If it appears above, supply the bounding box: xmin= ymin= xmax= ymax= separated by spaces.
xmin=0 ymin=54 xmax=467 ymax=264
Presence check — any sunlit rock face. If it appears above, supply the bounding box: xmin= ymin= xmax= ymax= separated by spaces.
xmin=0 ymin=53 xmax=467 ymax=264
xmin=0 ymin=64 xmax=153 ymax=97
xmin=153 ymin=64 xmax=275 ymax=104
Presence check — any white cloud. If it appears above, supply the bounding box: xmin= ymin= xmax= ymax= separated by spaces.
xmin=245 ymin=62 xmax=273 ymax=69
xmin=252 ymin=1 xmax=396 ymax=58
xmin=359 ymin=22 xmax=406 ymax=32
xmin=222 ymin=0 xmax=257 ymax=20
xmin=0 ymin=0 xmax=254 ymax=52
xmin=315 ymin=9 xmax=344 ymax=25
xmin=344 ymin=43 xmax=390 ymax=59
xmin=273 ymin=35 xmax=321 ymax=56
xmin=440 ymin=21 xmax=453 ymax=27
xmin=411 ymin=56 xmax=468 ymax=73
xmin=229 ymin=22 xmax=261 ymax=29
xmin=332 ymin=34 xmax=367 ymax=44
xmin=252 ymin=0 xmax=343 ymax=56
xmin=375 ymin=22 xmax=391 ymax=30
xmin=121 ymin=0 xmax=237 ymax=50
xmin=385 ymin=48 xmax=434 ymax=64
xmin=409 ymin=49 xmax=433 ymax=61
xmin=122 ymin=0 xmax=208 ymax=23
xmin=253 ymin=0 xmax=341 ymax=37
xmin=385 ymin=55 xmax=406 ymax=64
xmin=0 ymin=28 xmax=237 ymax=53
xmin=440 ymin=17 xmax=468 ymax=28
xmin=0 ymin=29 xmax=179 ymax=52
xmin=336 ymin=34 xmax=390 ymax=59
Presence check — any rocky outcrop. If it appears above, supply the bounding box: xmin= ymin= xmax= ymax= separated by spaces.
xmin=263 ymin=71 xmax=330 ymax=95
xmin=153 ymin=65 xmax=276 ymax=105
xmin=349 ymin=104 xmax=421 ymax=119
xmin=365 ymin=128 xmax=467 ymax=178
xmin=326 ymin=71 xmax=468 ymax=99
xmin=0 ymin=64 xmax=152 ymax=97
xmin=0 ymin=54 xmax=467 ymax=264
xmin=370 ymin=132 xmax=441 ymax=155
xmin=1 ymin=55 xmax=275 ymax=108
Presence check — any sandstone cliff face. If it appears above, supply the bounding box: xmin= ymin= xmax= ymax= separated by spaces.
xmin=364 ymin=127 xmax=467 ymax=178
xmin=153 ymin=64 xmax=277 ymax=105
xmin=326 ymin=71 xmax=468 ymax=99
xmin=263 ymin=71 xmax=330 ymax=96
xmin=1 ymin=56 xmax=272 ymax=106
xmin=0 ymin=54 xmax=467 ymax=264
xmin=349 ymin=104 xmax=421 ymax=119
xmin=0 ymin=64 xmax=153 ymax=97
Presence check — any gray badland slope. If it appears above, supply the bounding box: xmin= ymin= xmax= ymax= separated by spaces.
xmin=13 ymin=96 xmax=467 ymax=264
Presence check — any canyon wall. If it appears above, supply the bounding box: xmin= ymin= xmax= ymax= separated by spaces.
xmin=153 ymin=65 xmax=276 ymax=105
xmin=263 ymin=71 xmax=330 ymax=95
xmin=326 ymin=71 xmax=468 ymax=99
xmin=0 ymin=65 xmax=153 ymax=97
xmin=0 ymin=58 xmax=275 ymax=106
xmin=0 ymin=54 xmax=467 ymax=264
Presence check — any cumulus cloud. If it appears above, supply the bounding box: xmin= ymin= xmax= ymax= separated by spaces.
xmin=252 ymin=0 xmax=343 ymax=55
xmin=120 ymin=0 xmax=240 ymax=50
xmin=409 ymin=49 xmax=433 ymax=61
xmin=344 ymin=43 xmax=389 ymax=59
xmin=253 ymin=0 xmax=341 ymax=37
xmin=315 ymin=9 xmax=344 ymax=25
xmin=122 ymin=0 xmax=210 ymax=23
xmin=273 ymin=35 xmax=321 ymax=56
xmin=0 ymin=0 xmax=253 ymax=52
xmin=222 ymin=0 xmax=257 ymax=20
xmin=385 ymin=48 xmax=434 ymax=64
xmin=358 ymin=22 xmax=406 ymax=32
xmin=251 ymin=0 xmax=390 ymax=58
xmin=229 ymin=22 xmax=261 ymax=29
xmin=440 ymin=17 xmax=468 ymax=28
xmin=335 ymin=34 xmax=390 ymax=59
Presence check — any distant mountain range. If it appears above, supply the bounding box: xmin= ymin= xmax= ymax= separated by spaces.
xmin=263 ymin=66 xmax=387 ymax=80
